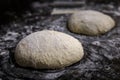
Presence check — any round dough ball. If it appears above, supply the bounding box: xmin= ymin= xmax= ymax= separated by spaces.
xmin=68 ymin=10 xmax=115 ymax=36
xmin=15 ymin=30 xmax=84 ymax=69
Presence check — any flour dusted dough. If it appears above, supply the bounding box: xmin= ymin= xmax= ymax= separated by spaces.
xmin=15 ymin=30 xmax=84 ymax=69
xmin=68 ymin=10 xmax=115 ymax=35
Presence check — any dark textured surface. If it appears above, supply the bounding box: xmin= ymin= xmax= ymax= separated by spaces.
xmin=0 ymin=0 xmax=120 ymax=80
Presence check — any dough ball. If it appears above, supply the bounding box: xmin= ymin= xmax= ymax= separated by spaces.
xmin=15 ymin=30 xmax=84 ymax=69
xmin=68 ymin=10 xmax=115 ymax=35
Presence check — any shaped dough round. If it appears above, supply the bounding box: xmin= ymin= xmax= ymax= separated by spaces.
xmin=15 ymin=30 xmax=84 ymax=69
xmin=68 ymin=10 xmax=115 ymax=35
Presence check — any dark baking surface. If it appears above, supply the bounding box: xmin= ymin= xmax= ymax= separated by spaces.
xmin=0 ymin=0 xmax=120 ymax=80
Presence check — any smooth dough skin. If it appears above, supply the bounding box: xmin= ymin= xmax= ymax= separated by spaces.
xmin=68 ymin=10 xmax=115 ymax=36
xmin=15 ymin=30 xmax=84 ymax=69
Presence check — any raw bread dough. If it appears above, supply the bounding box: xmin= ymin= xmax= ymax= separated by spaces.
xmin=15 ymin=30 xmax=84 ymax=69
xmin=68 ymin=10 xmax=115 ymax=35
